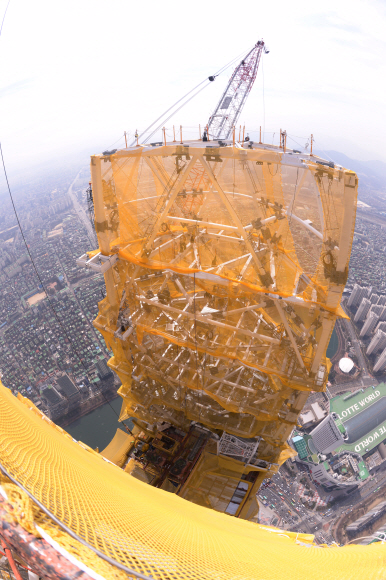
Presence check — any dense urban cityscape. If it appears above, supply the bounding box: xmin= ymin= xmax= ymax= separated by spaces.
xmin=1 ymin=158 xmax=386 ymax=547
xmin=0 ymin=167 xmax=119 ymax=427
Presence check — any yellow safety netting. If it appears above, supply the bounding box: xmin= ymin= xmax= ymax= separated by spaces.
xmin=0 ymin=383 xmax=385 ymax=580
xmin=100 ymin=428 xmax=135 ymax=467
xmin=91 ymin=142 xmax=358 ymax=472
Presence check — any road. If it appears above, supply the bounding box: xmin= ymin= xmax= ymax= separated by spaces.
xmin=324 ymin=302 xmax=377 ymax=398
xmin=258 ymin=470 xmax=325 ymax=535
xmin=341 ymin=316 xmax=371 ymax=379
xmin=258 ymin=294 xmax=386 ymax=544
xmin=357 ymin=470 xmax=386 ymax=501
xmin=51 ymin=239 xmax=108 ymax=360
xmin=327 ymin=376 xmax=376 ymax=396
xmin=357 ymin=211 xmax=386 ymax=230
xmin=331 ymin=469 xmax=386 ymax=542
xmin=54 ymin=173 xmax=108 ymax=358
xmin=258 ymin=464 xmax=386 ymax=543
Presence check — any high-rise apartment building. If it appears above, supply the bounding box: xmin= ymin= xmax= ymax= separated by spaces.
xmin=354 ymin=298 xmax=371 ymax=322
xmin=374 ymin=348 xmax=386 ymax=373
xmin=370 ymin=304 xmax=384 ymax=317
xmin=367 ymin=330 xmax=386 ymax=356
xmin=370 ymin=294 xmax=380 ymax=305
xmin=348 ymin=284 xmax=371 ymax=308
xmin=376 ymin=321 xmax=386 ymax=333
xmin=379 ymin=308 xmax=386 ymax=322
xmin=360 ymin=311 xmax=379 ymax=337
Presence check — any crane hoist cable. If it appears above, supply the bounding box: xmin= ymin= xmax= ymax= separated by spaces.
xmin=1 ymin=143 xmax=131 ymax=431
xmin=0 ymin=2 xmax=132 ymax=433
xmin=132 ymin=79 xmax=210 ymax=146
xmin=131 ymin=44 xmax=256 ymax=146
xmin=143 ymin=82 xmax=211 ymax=144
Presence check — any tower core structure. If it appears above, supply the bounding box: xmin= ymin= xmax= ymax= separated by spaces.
xmin=83 ymin=137 xmax=358 ymax=518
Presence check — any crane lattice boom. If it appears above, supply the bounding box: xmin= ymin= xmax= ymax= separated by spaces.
xmin=207 ymin=40 xmax=267 ymax=140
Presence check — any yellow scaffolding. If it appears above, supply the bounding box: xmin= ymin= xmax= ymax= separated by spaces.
xmin=89 ymin=141 xmax=357 ymax=490
xmin=0 ymin=140 xmax=372 ymax=579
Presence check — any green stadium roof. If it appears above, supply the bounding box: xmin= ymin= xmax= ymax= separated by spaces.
xmin=331 ymin=383 xmax=386 ymax=456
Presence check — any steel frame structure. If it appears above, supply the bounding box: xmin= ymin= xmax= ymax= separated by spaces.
xmin=86 ymin=140 xmax=357 ymax=478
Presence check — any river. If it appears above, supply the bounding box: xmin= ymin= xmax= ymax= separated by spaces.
xmin=65 ymin=329 xmax=340 ymax=450
xmin=64 ymin=397 xmax=133 ymax=451
xmin=326 ymin=325 xmax=339 ymax=359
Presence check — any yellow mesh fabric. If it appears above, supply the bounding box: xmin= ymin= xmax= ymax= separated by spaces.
xmin=0 ymin=383 xmax=385 ymax=580
xmin=100 ymin=428 xmax=135 ymax=467
xmin=92 ymin=142 xmax=358 ymax=470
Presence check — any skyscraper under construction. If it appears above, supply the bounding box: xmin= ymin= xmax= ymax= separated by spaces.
xmin=0 ymin=41 xmax=370 ymax=580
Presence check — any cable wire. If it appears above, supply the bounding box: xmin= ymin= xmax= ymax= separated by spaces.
xmin=0 ymin=539 xmax=36 ymax=574
xmin=0 ymin=3 xmax=128 ymax=428
xmin=131 ymin=79 xmax=209 ymax=146
xmin=0 ymin=0 xmax=10 ymax=36
xmin=0 ymin=538 xmax=23 ymax=580
xmin=132 ymin=43 xmax=256 ymax=146
xmin=262 ymin=52 xmax=266 ymax=142
xmin=0 ymin=144 xmax=129 ymax=429
xmin=143 ymin=82 xmax=211 ymax=144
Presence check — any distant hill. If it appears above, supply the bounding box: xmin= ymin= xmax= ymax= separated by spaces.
xmin=363 ymin=159 xmax=386 ymax=183
xmin=315 ymin=150 xmax=385 ymax=192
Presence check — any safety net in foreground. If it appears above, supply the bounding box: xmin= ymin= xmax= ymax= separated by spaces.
xmin=0 ymin=383 xmax=385 ymax=579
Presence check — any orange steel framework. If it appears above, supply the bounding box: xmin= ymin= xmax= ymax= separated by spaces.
xmin=75 ymin=135 xmax=359 ymax=519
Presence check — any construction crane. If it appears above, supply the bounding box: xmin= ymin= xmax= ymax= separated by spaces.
xmin=175 ymin=41 xmax=268 ymax=218
xmin=205 ymin=40 xmax=268 ymax=141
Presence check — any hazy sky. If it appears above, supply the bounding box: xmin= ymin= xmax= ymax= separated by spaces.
xmin=0 ymin=0 xmax=385 ymax=178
